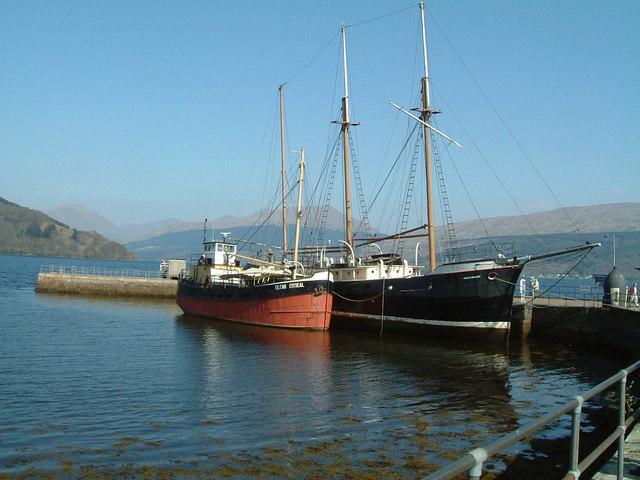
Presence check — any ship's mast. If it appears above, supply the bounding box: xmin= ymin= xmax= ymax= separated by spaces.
xmin=292 ymin=148 xmax=305 ymax=279
xmin=340 ymin=25 xmax=354 ymax=251
xmin=279 ymin=84 xmax=288 ymax=261
xmin=420 ymin=0 xmax=437 ymax=271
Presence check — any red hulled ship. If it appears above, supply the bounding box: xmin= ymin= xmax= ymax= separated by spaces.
xmin=177 ymin=146 xmax=333 ymax=330
xmin=177 ymin=238 xmax=333 ymax=330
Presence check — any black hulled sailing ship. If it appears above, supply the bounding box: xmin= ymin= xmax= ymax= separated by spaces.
xmin=306 ymin=2 xmax=597 ymax=339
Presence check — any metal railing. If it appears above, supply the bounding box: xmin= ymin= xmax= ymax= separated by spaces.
xmin=517 ymin=285 xmax=640 ymax=309
xmin=426 ymin=359 xmax=640 ymax=480
xmin=40 ymin=265 xmax=162 ymax=279
xmin=517 ymin=285 xmax=604 ymax=308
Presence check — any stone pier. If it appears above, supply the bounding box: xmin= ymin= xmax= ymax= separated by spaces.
xmin=35 ymin=272 xmax=177 ymax=299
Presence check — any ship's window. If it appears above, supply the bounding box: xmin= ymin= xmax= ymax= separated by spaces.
xmin=231 ymin=245 xmax=236 ymax=253
xmin=217 ymin=244 xmax=223 ymax=252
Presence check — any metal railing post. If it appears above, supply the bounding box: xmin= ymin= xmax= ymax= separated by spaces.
xmin=618 ymin=372 xmax=627 ymax=480
xmin=468 ymin=448 xmax=487 ymax=480
xmin=569 ymin=395 xmax=584 ymax=477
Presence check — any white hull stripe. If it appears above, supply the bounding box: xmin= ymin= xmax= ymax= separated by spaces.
xmin=333 ymin=311 xmax=509 ymax=330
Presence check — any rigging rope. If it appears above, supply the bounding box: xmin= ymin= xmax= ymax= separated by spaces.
xmin=368 ymin=122 xmax=419 ymax=212
xmin=316 ymin=137 xmax=341 ymax=246
xmin=428 ymin=10 xmax=585 ymax=240
xmin=235 ymin=94 xmax=279 ymax=219
xmin=238 ymin=181 xmax=300 ymax=253
xmin=346 ymin=3 xmax=417 ymax=28
xmin=430 ymin=82 xmax=545 ymax=246
xmin=348 ymin=133 xmax=372 ymax=239
xmin=442 ymin=142 xmax=499 ymax=254
xmin=281 ymin=30 xmax=339 ymax=86
xmin=431 ymin=121 xmax=458 ymax=259
xmin=523 ymin=249 xmax=592 ymax=306
xmin=396 ymin=128 xmax=421 ymax=255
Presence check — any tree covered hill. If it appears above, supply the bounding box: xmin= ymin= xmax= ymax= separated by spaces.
xmin=0 ymin=197 xmax=136 ymax=260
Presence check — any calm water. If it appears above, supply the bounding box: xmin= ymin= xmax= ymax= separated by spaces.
xmin=0 ymin=255 xmax=626 ymax=478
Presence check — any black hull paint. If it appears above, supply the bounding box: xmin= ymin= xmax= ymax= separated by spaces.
xmin=330 ymin=264 xmax=523 ymax=340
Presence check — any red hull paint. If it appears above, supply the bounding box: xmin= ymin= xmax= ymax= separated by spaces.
xmin=178 ymin=292 xmax=333 ymax=330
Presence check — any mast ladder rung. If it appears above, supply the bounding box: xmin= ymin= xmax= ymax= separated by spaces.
xmin=347 ymin=133 xmax=372 ymax=237
xmin=397 ymin=130 xmax=422 ymax=255
xmin=430 ymin=126 xmax=458 ymax=260
xmin=317 ymin=140 xmax=341 ymax=246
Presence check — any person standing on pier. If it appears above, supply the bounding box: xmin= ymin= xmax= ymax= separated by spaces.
xmin=530 ymin=277 xmax=540 ymax=299
xmin=631 ymin=282 xmax=639 ymax=307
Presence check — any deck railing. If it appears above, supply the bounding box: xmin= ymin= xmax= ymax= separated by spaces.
xmin=40 ymin=265 xmax=162 ymax=279
xmin=518 ymin=285 xmax=640 ymax=309
xmin=425 ymin=359 xmax=640 ymax=480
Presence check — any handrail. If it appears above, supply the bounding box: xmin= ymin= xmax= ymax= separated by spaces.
xmin=426 ymin=359 xmax=640 ymax=480
xmin=39 ymin=265 xmax=162 ymax=279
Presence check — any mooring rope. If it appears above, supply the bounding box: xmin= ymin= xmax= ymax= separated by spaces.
xmin=504 ymin=250 xmax=593 ymax=307
xmin=333 ymin=290 xmax=384 ymax=303
xmin=379 ymin=276 xmax=386 ymax=336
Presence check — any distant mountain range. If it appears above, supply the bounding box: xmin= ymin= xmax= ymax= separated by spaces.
xmin=44 ymin=204 xmax=181 ymax=243
xmin=45 ymin=202 xmax=640 ymax=245
xmin=40 ymin=200 xmax=640 ymax=277
xmin=0 ymin=197 xmax=135 ymax=260
xmin=43 ymin=204 xmax=356 ymax=243
xmin=453 ymin=203 xmax=640 ymax=238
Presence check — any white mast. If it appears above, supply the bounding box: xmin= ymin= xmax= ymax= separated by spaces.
xmin=292 ymin=148 xmax=305 ymax=279
xmin=342 ymin=25 xmax=350 ymax=118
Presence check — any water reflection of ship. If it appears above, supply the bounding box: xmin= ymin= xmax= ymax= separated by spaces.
xmin=175 ymin=314 xmax=335 ymax=446
xmin=176 ymin=315 xmax=516 ymax=425
xmin=328 ymin=332 xmax=517 ymax=424
xmin=177 ymin=314 xmax=332 ymax=354
xmin=175 ymin=315 xmax=627 ymax=478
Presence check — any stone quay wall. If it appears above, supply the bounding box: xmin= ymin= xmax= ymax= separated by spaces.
xmin=35 ymin=272 xmax=177 ymax=299
xmin=512 ymin=303 xmax=640 ymax=360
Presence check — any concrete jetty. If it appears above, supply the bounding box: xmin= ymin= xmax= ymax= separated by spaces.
xmin=35 ymin=266 xmax=177 ymax=299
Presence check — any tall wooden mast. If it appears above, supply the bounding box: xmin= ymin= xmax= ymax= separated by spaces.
xmin=279 ymin=84 xmax=288 ymax=260
xmin=420 ymin=0 xmax=437 ymax=271
xmin=292 ymin=148 xmax=305 ymax=279
xmin=339 ymin=25 xmax=355 ymax=251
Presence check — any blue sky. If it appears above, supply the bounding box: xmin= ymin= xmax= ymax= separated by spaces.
xmin=1 ymin=1 xmax=638 ymax=226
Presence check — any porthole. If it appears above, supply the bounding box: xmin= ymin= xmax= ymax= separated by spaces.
xmin=487 ymin=272 xmax=498 ymax=281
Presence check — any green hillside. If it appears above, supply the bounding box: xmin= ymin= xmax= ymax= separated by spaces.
xmin=0 ymin=197 xmax=136 ymax=260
